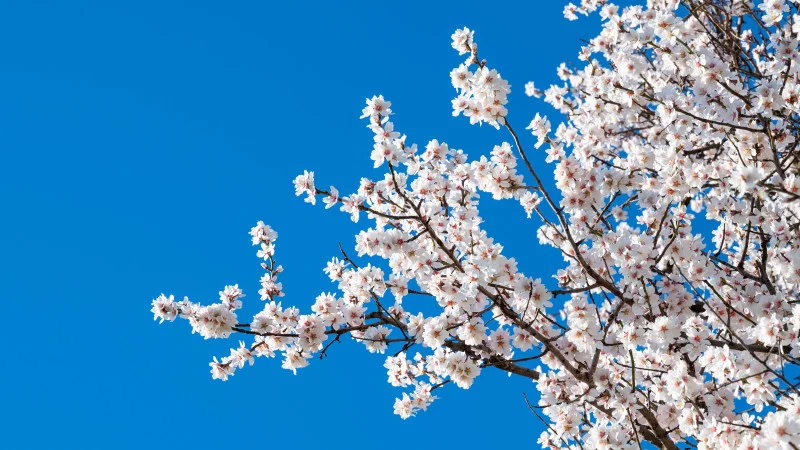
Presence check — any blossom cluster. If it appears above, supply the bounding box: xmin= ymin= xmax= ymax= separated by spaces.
xmin=450 ymin=28 xmax=511 ymax=128
xmin=152 ymin=1 xmax=800 ymax=448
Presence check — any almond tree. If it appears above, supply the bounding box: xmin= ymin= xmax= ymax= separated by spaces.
xmin=152 ymin=1 xmax=800 ymax=448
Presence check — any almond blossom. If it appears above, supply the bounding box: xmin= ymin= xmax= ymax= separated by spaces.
xmin=152 ymin=1 xmax=800 ymax=448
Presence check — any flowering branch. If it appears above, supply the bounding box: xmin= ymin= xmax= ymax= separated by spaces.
xmin=152 ymin=1 xmax=800 ymax=448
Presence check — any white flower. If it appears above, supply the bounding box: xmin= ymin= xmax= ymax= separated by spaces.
xmin=393 ymin=393 xmax=415 ymax=419
xmin=293 ymin=170 xmax=316 ymax=205
xmin=249 ymin=221 xmax=277 ymax=245
xmin=526 ymin=113 xmax=550 ymax=148
xmin=281 ymin=349 xmax=309 ymax=375
xmin=362 ymin=325 xmax=391 ymax=354
xmin=563 ymin=3 xmax=579 ymax=20
xmin=151 ymin=294 xmax=178 ymax=323
xmin=322 ymin=186 xmax=339 ymax=209
xmin=192 ymin=304 xmax=237 ymax=339
xmin=524 ymin=81 xmax=542 ymax=98
xmin=457 ymin=318 xmax=486 ymax=346
xmin=451 ymin=27 xmax=473 ymax=55
xmin=219 ymin=284 xmax=245 ymax=310
xmin=360 ymin=95 xmax=392 ymax=120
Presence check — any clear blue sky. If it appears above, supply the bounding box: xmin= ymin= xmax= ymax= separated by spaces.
xmin=0 ymin=1 xmax=613 ymax=448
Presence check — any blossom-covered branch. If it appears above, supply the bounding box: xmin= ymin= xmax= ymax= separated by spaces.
xmin=152 ymin=1 xmax=800 ymax=448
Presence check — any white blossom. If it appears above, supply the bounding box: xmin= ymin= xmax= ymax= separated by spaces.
xmin=151 ymin=5 xmax=800 ymax=447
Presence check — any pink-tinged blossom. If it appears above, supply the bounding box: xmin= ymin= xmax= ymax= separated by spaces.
xmin=219 ymin=284 xmax=244 ymax=310
xmin=450 ymin=27 xmax=473 ymax=56
xmin=292 ymin=170 xmax=316 ymax=205
xmin=151 ymin=294 xmax=177 ymax=323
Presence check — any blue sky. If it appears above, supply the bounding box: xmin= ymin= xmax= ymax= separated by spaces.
xmin=0 ymin=1 xmax=612 ymax=448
